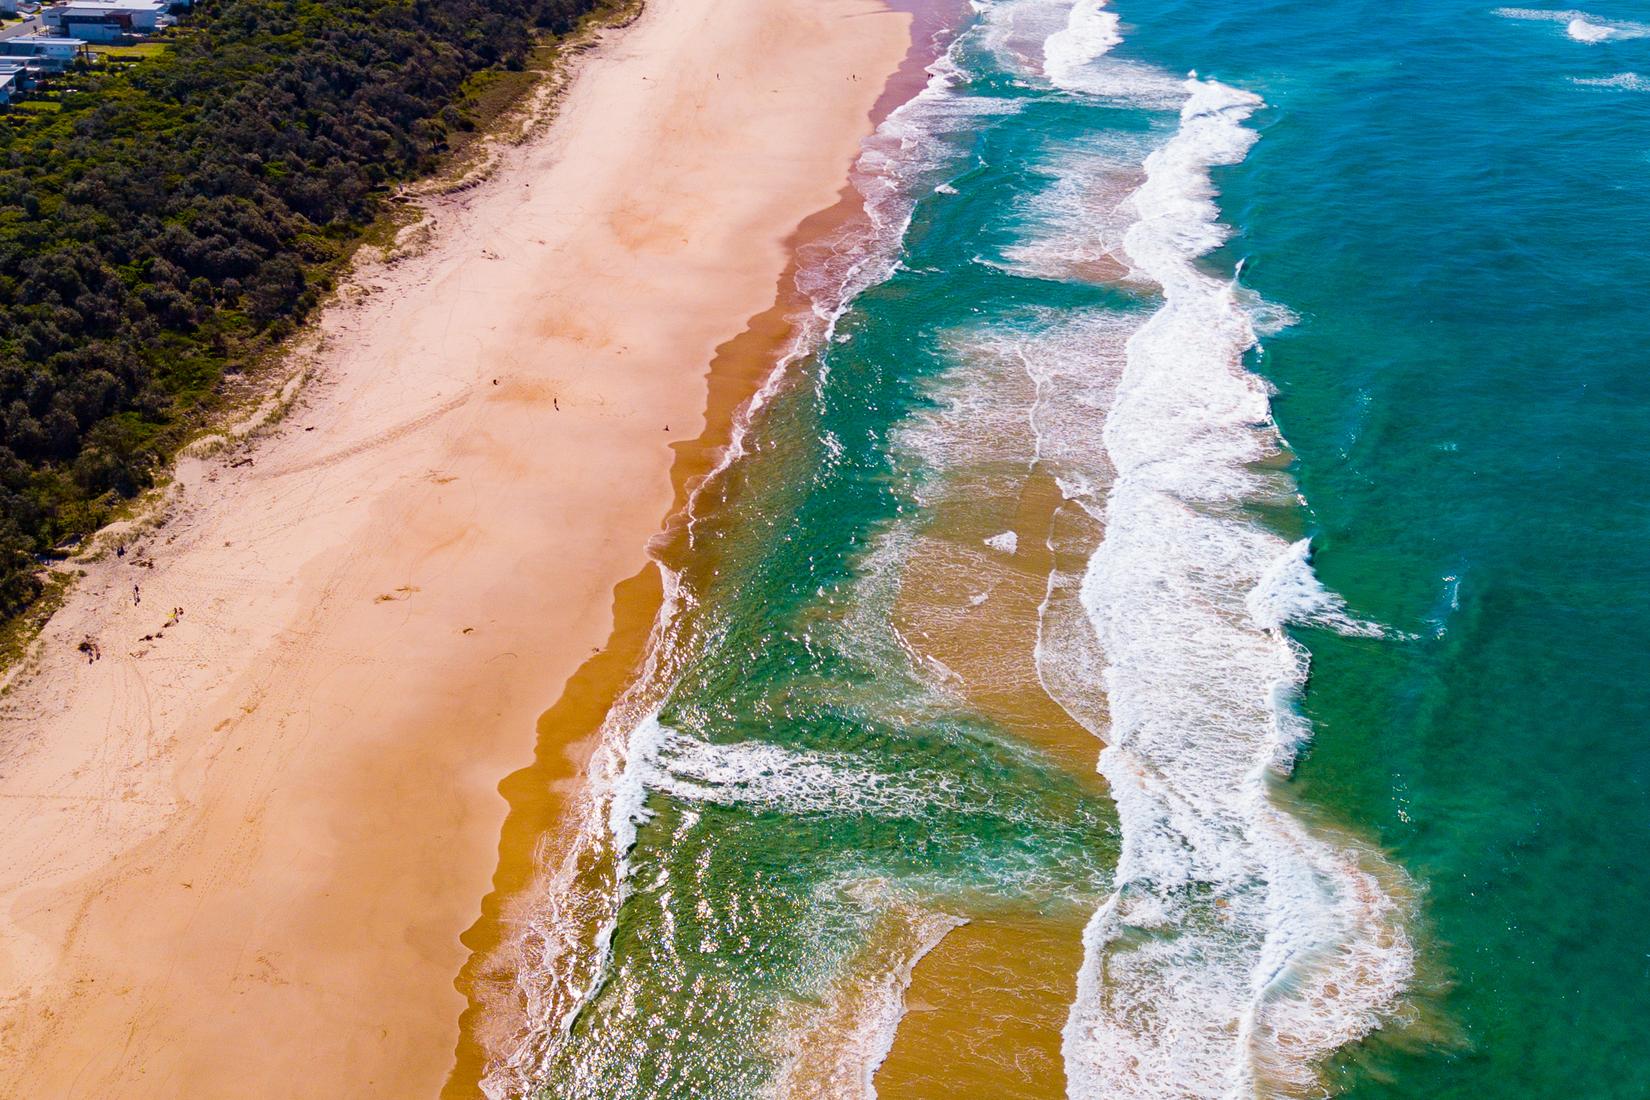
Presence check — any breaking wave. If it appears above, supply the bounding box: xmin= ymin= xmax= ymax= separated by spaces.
xmin=1495 ymin=6 xmax=1650 ymax=42
xmin=968 ymin=4 xmax=1417 ymax=1094
xmin=476 ymin=21 xmax=1037 ymax=1099
xmin=1571 ymin=71 xmax=1650 ymax=90
xmin=480 ymin=1 xmax=1415 ymax=1096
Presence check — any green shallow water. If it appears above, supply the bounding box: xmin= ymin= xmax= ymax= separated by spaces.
xmin=527 ymin=47 xmax=1131 ymax=1091
xmin=492 ymin=1 xmax=1650 ymax=1096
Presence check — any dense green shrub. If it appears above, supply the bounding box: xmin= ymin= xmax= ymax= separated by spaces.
xmin=0 ymin=0 xmax=600 ymax=619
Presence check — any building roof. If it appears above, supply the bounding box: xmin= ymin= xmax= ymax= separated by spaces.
xmin=58 ymin=0 xmax=168 ymax=11
xmin=10 ymin=35 xmax=89 ymax=45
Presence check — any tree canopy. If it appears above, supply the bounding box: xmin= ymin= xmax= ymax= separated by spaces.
xmin=0 ymin=0 xmax=601 ymax=618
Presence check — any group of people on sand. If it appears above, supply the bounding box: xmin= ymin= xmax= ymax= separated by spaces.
xmin=138 ymin=607 xmax=185 ymax=644
xmin=76 ymin=555 xmax=186 ymax=662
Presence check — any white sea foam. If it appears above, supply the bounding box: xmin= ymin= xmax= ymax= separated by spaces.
xmin=911 ymin=309 xmax=1135 ymax=746
xmin=802 ymin=34 xmax=1021 ymax=399
xmin=979 ymin=0 xmax=1083 ymax=77
xmin=1034 ymin=63 xmax=1414 ymax=1100
xmin=772 ymin=899 xmax=966 ymax=1100
xmin=628 ymin=714 xmax=967 ymax=818
xmin=1495 ymin=6 xmax=1650 ymax=41
xmin=1568 ymin=17 xmax=1614 ymax=41
xmin=682 ymin=28 xmax=1019 ymax=555
xmin=486 ymin=3 xmax=1415 ymax=1095
xmin=478 ymin=28 xmax=1027 ymax=1096
xmin=997 ymin=132 xmax=1155 ymax=283
xmin=1572 ymin=70 xmax=1650 ymax=89
xmin=985 ymin=530 xmax=1020 ymax=554
xmin=896 ymin=326 xmax=1041 ymax=501
xmin=980 ymin=0 xmax=1179 ymax=104
xmin=1041 ymin=0 xmax=1121 ymax=85
xmin=936 ymin=308 xmax=1134 ymax=513
xmin=1039 ymin=0 xmax=1182 ymax=105
xmin=606 ymin=709 xmax=669 ymax=854
xmin=1248 ymin=538 xmax=1387 ymax=639
xmin=477 ymin=568 xmax=697 ymax=1099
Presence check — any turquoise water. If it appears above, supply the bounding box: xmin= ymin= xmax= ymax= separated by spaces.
xmin=489 ymin=2 xmax=1650 ymax=1096
xmin=1117 ymin=1 xmax=1650 ymax=1095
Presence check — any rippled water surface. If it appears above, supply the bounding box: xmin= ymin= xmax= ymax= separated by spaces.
xmin=484 ymin=1 xmax=1650 ymax=1096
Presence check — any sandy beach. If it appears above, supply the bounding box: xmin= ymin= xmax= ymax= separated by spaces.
xmin=0 ymin=0 xmax=912 ymax=1093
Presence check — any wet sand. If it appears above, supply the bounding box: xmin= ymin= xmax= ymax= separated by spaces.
xmin=875 ymin=344 xmax=1112 ymax=1097
xmin=0 ymin=0 xmax=912 ymax=1094
xmin=446 ymin=7 xmax=957 ymax=1086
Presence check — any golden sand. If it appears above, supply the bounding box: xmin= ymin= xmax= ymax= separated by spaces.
xmin=0 ymin=0 xmax=912 ymax=1094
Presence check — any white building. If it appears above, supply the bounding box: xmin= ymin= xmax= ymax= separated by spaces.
xmin=45 ymin=0 xmax=170 ymax=40
xmin=0 ymin=72 xmax=15 ymax=105
xmin=0 ymin=36 xmax=87 ymax=68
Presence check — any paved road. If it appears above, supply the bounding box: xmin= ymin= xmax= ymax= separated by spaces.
xmin=0 ymin=14 xmax=45 ymax=41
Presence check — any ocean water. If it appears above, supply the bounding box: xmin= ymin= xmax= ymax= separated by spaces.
xmin=483 ymin=0 xmax=1650 ymax=1096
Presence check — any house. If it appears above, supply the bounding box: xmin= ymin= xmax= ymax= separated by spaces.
xmin=0 ymin=35 xmax=86 ymax=69
xmin=0 ymin=57 xmax=39 ymax=102
xmin=43 ymin=0 xmax=169 ymax=40
xmin=0 ymin=0 xmax=18 ymax=16
xmin=0 ymin=59 xmax=39 ymax=91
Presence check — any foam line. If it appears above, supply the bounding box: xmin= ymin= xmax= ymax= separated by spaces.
xmin=1494 ymin=6 xmax=1650 ymax=42
xmin=1016 ymin=18 xmax=1415 ymax=1094
xmin=478 ymin=22 xmax=1024 ymax=1097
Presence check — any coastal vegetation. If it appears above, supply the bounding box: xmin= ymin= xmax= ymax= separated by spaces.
xmin=0 ymin=0 xmax=601 ymax=619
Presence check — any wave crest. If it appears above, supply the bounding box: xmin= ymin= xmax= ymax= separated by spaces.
xmin=1037 ymin=64 xmax=1414 ymax=1100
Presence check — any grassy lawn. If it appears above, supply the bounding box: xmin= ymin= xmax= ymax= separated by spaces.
xmin=12 ymin=99 xmax=62 ymax=113
xmin=95 ymin=42 xmax=172 ymax=59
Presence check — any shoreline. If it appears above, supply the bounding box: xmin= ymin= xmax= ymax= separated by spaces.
xmin=446 ymin=8 xmax=952 ymax=1090
xmin=0 ymin=0 xmax=913 ymax=1093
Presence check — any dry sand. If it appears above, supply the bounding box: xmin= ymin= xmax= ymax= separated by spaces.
xmin=0 ymin=0 xmax=912 ymax=1093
